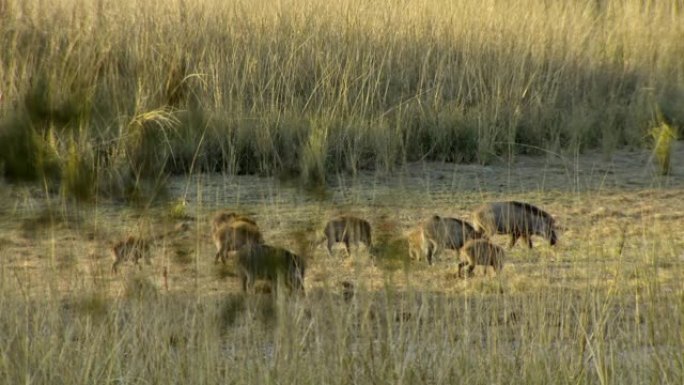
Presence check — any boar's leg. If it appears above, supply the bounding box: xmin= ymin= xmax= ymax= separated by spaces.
xmin=292 ymin=275 xmax=305 ymax=296
xmin=344 ymin=240 xmax=351 ymax=256
xmin=509 ymin=233 xmax=519 ymax=248
xmin=363 ymin=239 xmax=372 ymax=251
xmin=524 ymin=235 xmax=533 ymax=249
xmin=326 ymin=238 xmax=335 ymax=257
xmin=241 ymin=275 xmax=249 ymax=292
xmin=219 ymin=248 xmax=230 ymax=264
xmin=426 ymin=242 xmax=437 ymax=265
xmin=457 ymin=261 xmax=468 ymax=277
xmin=241 ymin=273 xmax=256 ymax=293
xmin=467 ymin=264 xmax=476 ymax=277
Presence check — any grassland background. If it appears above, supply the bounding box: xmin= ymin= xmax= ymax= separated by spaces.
xmin=1 ymin=0 xmax=684 ymax=198
xmin=1 ymin=0 xmax=684 ymax=383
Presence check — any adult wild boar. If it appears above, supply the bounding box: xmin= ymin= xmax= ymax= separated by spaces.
xmin=421 ymin=215 xmax=483 ymax=265
xmin=236 ymin=244 xmax=306 ymax=295
xmin=111 ymin=222 xmax=190 ymax=273
xmin=213 ymin=220 xmax=264 ymax=264
xmin=472 ymin=201 xmax=558 ymax=248
xmin=211 ymin=211 xmax=258 ymax=234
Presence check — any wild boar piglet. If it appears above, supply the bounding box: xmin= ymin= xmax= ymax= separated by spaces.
xmin=322 ymin=215 xmax=373 ymax=256
xmin=420 ymin=215 xmax=484 ymax=265
xmin=458 ymin=239 xmax=505 ymax=277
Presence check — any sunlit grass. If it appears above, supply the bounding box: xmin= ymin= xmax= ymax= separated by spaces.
xmin=1 ymin=0 xmax=683 ymax=382
xmin=1 ymin=0 xmax=683 ymax=197
xmin=650 ymin=121 xmax=677 ymax=175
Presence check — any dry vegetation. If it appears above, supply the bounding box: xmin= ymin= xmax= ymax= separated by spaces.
xmin=1 ymin=145 xmax=684 ymax=383
xmin=1 ymin=0 xmax=683 ymax=199
xmin=1 ymin=0 xmax=684 ymax=383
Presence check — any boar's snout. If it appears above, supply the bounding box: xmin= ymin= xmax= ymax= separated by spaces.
xmin=549 ymin=230 xmax=558 ymax=246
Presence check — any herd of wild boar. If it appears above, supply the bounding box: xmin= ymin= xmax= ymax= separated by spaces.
xmin=111 ymin=201 xmax=560 ymax=295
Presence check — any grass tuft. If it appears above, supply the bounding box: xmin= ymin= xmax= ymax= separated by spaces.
xmin=0 ymin=113 xmax=61 ymax=183
xmin=65 ymin=292 xmax=109 ymax=319
xmin=123 ymin=108 xmax=179 ymax=179
xmin=171 ymin=242 xmax=194 ymax=266
xmin=124 ymin=274 xmax=160 ymax=301
xmin=61 ymin=139 xmax=97 ymax=201
xmin=650 ymin=121 xmax=677 ymax=175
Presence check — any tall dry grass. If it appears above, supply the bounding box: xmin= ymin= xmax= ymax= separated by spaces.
xmin=1 ymin=264 xmax=682 ymax=384
xmin=1 ymin=143 xmax=684 ymax=383
xmin=1 ymin=0 xmax=684 ymax=197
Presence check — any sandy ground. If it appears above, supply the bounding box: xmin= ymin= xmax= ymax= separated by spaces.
xmin=1 ymin=143 xmax=683 ymax=298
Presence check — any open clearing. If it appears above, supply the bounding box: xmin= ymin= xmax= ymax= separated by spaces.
xmin=1 ymin=145 xmax=683 ymax=297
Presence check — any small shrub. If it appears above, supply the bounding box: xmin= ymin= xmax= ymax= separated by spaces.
xmin=166 ymin=199 xmax=191 ymax=220
xmin=61 ymin=139 xmax=96 ymax=201
xmin=219 ymin=294 xmax=247 ymax=328
xmin=218 ymin=294 xmax=277 ymax=329
xmin=650 ymin=121 xmax=677 ymax=175
xmin=171 ymin=243 xmax=194 ymax=266
xmin=122 ymin=108 xmax=179 ymax=179
xmin=124 ymin=274 xmax=159 ymax=301
xmin=299 ymin=119 xmax=329 ymax=188
xmin=65 ymin=292 xmax=109 ymax=319
xmin=0 ymin=114 xmax=60 ymax=182
xmin=373 ymin=237 xmax=412 ymax=272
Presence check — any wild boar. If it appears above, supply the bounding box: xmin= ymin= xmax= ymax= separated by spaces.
xmin=322 ymin=215 xmax=372 ymax=256
xmin=111 ymin=236 xmax=152 ymax=273
xmin=421 ymin=215 xmax=484 ymax=265
xmin=111 ymin=222 xmax=190 ymax=273
xmin=458 ymin=239 xmax=505 ymax=277
xmin=211 ymin=211 xmax=258 ymax=234
xmin=236 ymin=244 xmax=306 ymax=295
xmin=213 ymin=220 xmax=264 ymax=264
xmin=472 ymin=201 xmax=558 ymax=248
xmin=406 ymin=227 xmax=425 ymax=262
